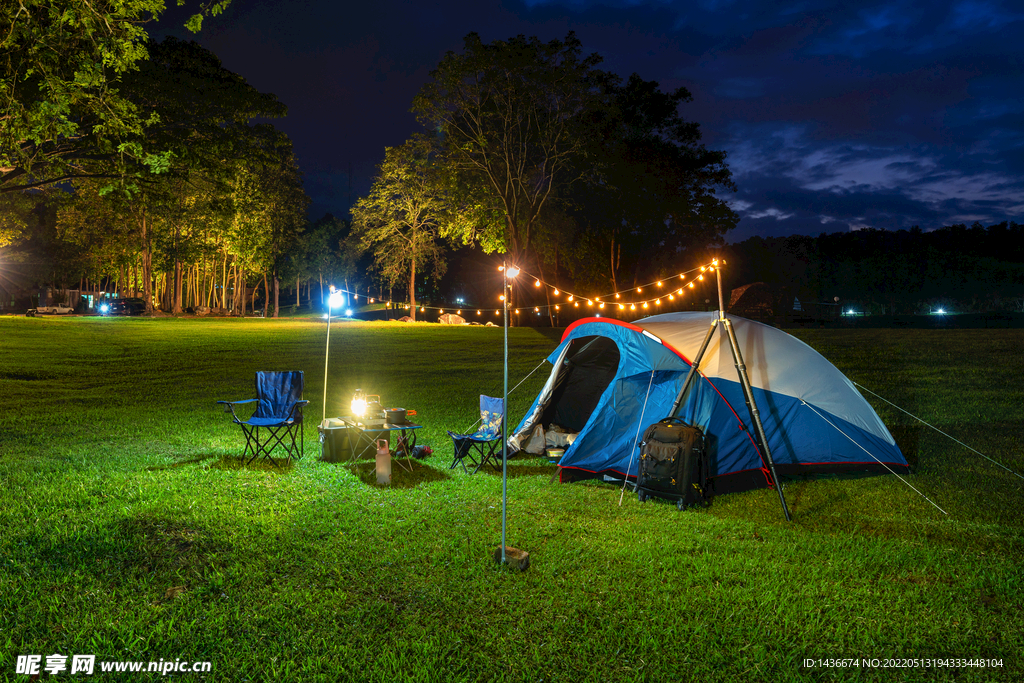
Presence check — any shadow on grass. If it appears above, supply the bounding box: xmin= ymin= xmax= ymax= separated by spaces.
xmin=474 ymin=461 xmax=559 ymax=479
xmin=346 ymin=458 xmax=451 ymax=488
xmin=208 ymin=455 xmax=297 ymax=474
xmin=889 ymin=425 xmax=922 ymax=469
xmin=31 ymin=513 xmax=232 ymax=598
xmin=145 ymin=454 xmax=219 ymax=471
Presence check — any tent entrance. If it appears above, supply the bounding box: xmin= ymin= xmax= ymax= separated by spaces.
xmin=539 ymin=336 xmax=620 ymax=433
xmin=513 ymin=335 xmax=621 ymax=455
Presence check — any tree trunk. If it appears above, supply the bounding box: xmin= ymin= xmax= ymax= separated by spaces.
xmin=273 ymin=272 xmax=280 ymax=318
xmin=610 ymin=232 xmax=619 ymax=294
xmin=408 ymin=256 xmax=416 ymax=321
xmin=173 ymin=258 xmax=183 ymax=314
xmin=140 ymin=212 xmax=153 ymax=314
xmin=296 ymin=275 xmax=300 ymax=307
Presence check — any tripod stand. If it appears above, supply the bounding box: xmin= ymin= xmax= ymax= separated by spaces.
xmin=669 ymin=262 xmax=792 ymax=521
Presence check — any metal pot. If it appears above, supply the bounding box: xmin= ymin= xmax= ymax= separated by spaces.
xmin=385 ymin=408 xmax=407 ymax=424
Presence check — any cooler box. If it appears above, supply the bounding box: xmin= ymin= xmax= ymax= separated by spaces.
xmin=319 ymin=419 xmax=356 ymax=462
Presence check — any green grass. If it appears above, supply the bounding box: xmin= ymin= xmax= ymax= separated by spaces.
xmin=1 ymin=317 xmax=1021 ymax=682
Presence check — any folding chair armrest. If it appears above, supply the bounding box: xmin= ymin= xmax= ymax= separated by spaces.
xmin=216 ymin=398 xmax=256 ymax=421
xmin=287 ymin=400 xmax=309 ymax=420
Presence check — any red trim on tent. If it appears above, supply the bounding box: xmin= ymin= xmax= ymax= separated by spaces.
xmin=562 ymin=317 xmax=694 ymax=365
xmin=561 ymin=316 xmax=771 ymax=485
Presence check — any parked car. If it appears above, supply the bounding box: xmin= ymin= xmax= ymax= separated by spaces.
xmin=99 ymin=298 xmax=147 ymax=316
xmin=27 ymin=303 xmax=75 ymax=316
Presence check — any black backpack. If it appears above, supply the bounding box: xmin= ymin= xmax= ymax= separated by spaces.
xmin=637 ymin=417 xmax=712 ymax=510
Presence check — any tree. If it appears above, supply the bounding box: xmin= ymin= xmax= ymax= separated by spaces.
xmin=412 ymin=33 xmax=738 ymax=303
xmin=351 ymin=136 xmax=451 ymax=321
xmin=412 ymin=32 xmax=610 ymax=268
xmin=561 ymin=73 xmax=738 ymax=291
xmin=1 ymin=1 xmax=232 ymax=194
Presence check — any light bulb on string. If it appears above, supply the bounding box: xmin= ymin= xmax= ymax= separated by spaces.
xmin=657 ymin=281 xmax=663 ymax=287
xmin=618 ymin=304 xmax=625 ymax=310
xmin=630 ymin=304 xmax=636 ymax=310
xmin=642 ymin=302 xmax=648 ymax=309
xmin=535 ymin=280 xmax=541 ymax=287
xmin=668 ymin=294 xmax=674 ymax=301
xmin=553 ymin=289 xmax=559 ymax=295
xmin=615 ymin=293 xmax=621 ymax=299
xmin=567 ymin=294 xmax=573 ymax=302
xmin=656 ymin=299 xmax=661 ymax=305
xmin=688 ymin=282 xmax=695 ymax=289
xmin=698 ymin=275 xmax=704 ymax=281
xmin=636 ymin=287 xmax=642 ymax=293
xmin=499 ymin=294 xmax=505 ymax=301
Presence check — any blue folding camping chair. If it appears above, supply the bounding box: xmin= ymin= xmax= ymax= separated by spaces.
xmin=448 ymin=395 xmax=504 ymax=473
xmin=217 ymin=371 xmax=308 ymax=467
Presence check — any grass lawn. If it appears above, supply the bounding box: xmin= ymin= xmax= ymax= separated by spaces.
xmin=1 ymin=317 xmax=1021 ymax=682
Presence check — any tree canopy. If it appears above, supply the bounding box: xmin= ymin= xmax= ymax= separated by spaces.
xmin=409 ymin=31 xmax=737 ymax=293
xmin=1 ymin=0 xmax=232 ymax=194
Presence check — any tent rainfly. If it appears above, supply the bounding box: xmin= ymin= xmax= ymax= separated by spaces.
xmin=510 ymin=312 xmax=909 ymax=494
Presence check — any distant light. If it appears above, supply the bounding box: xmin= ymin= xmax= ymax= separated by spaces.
xmin=99 ymin=304 xmax=110 ymax=313
xmin=506 ymin=266 xmax=520 ymax=278
xmin=936 ymin=308 xmax=945 ymax=315
xmin=847 ymin=310 xmax=854 ymax=315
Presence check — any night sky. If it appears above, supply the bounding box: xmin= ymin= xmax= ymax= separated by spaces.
xmin=153 ymin=0 xmax=1024 ymax=242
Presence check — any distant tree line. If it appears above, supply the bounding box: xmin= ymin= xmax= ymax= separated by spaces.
xmin=722 ymin=222 xmax=1024 ymax=315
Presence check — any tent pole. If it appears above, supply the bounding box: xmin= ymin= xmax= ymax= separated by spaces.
xmin=714 ymin=265 xmax=792 ymax=521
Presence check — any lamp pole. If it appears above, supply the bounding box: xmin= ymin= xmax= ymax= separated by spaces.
xmin=501 ymin=261 xmax=509 ymax=565
xmin=322 ymin=286 xmax=343 ymax=428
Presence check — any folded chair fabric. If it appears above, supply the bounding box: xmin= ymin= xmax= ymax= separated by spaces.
xmin=217 ymin=371 xmax=308 ymax=467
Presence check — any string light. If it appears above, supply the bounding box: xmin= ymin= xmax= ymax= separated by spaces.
xmin=495 ymin=258 xmax=719 ymax=319
xmin=499 ymin=294 xmax=505 ymax=301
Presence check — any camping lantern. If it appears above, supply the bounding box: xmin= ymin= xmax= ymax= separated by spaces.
xmin=351 ymin=389 xmax=367 ymax=417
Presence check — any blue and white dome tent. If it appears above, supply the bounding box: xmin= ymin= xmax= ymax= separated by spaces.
xmin=510 ymin=311 xmax=909 ymax=496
